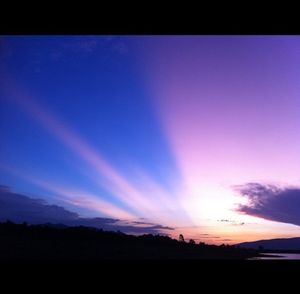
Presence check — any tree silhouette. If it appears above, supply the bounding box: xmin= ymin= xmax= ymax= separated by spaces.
xmin=179 ymin=234 xmax=185 ymax=242
xmin=0 ymin=222 xmax=259 ymax=260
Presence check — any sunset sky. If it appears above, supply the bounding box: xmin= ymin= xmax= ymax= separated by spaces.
xmin=1 ymin=36 xmax=300 ymax=244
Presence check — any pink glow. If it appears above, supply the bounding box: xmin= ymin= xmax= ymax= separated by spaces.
xmin=138 ymin=37 xmax=300 ymax=239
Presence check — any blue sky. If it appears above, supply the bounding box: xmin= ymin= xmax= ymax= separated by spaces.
xmin=0 ymin=36 xmax=180 ymax=215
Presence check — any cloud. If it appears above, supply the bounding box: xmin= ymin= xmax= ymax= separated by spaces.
xmin=217 ymin=219 xmax=245 ymax=226
xmin=235 ymin=182 xmax=300 ymax=226
xmin=0 ymin=185 xmax=174 ymax=235
xmin=0 ymin=185 xmax=79 ymax=223
xmin=120 ymin=220 xmax=174 ymax=231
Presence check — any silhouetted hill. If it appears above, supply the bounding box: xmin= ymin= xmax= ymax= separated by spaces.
xmin=236 ymin=237 xmax=300 ymax=251
xmin=0 ymin=221 xmax=259 ymax=260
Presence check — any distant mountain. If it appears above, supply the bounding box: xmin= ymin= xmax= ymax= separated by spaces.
xmin=236 ymin=237 xmax=300 ymax=250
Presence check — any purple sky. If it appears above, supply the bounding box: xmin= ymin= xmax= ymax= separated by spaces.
xmin=135 ymin=36 xmax=300 ymax=242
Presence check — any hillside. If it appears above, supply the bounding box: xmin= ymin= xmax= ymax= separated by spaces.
xmin=237 ymin=237 xmax=300 ymax=251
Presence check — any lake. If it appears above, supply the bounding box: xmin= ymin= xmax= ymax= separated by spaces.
xmin=249 ymin=253 xmax=300 ymax=260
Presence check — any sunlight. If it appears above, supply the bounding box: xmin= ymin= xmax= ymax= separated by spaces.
xmin=180 ymin=182 xmax=238 ymax=224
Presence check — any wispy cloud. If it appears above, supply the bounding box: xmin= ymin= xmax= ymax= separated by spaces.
xmin=217 ymin=219 xmax=245 ymax=226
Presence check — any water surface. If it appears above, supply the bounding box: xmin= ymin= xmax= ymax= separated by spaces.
xmin=250 ymin=253 xmax=300 ymax=260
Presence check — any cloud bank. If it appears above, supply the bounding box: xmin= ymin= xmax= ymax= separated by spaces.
xmin=0 ymin=185 xmax=173 ymax=235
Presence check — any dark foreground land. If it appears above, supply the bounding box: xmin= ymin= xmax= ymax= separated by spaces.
xmin=0 ymin=221 xmax=260 ymax=260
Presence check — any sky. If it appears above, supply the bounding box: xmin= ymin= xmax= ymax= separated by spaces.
xmin=1 ymin=36 xmax=300 ymax=244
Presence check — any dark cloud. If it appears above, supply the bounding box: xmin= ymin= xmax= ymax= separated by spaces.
xmin=217 ymin=219 xmax=245 ymax=226
xmin=235 ymin=182 xmax=300 ymax=226
xmin=123 ymin=220 xmax=174 ymax=230
xmin=0 ymin=185 xmax=174 ymax=235
xmin=129 ymin=220 xmax=159 ymax=225
xmin=0 ymin=185 xmax=79 ymax=224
